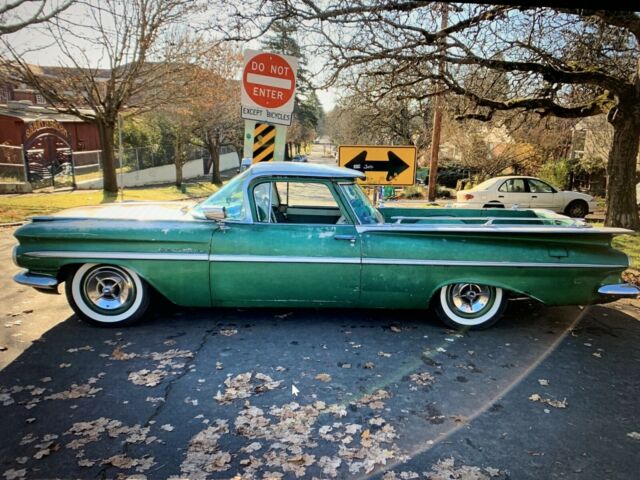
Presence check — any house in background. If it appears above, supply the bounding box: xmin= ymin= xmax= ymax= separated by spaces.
xmin=0 ymin=76 xmax=101 ymax=190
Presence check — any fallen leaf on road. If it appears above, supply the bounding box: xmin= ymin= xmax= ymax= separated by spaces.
xmin=427 ymin=457 xmax=503 ymax=479
xmin=110 ymin=347 xmax=138 ymax=361
xmin=77 ymin=458 xmax=95 ymax=467
xmin=180 ymin=420 xmax=230 ymax=476
xmin=219 ymin=328 xmax=238 ymax=336
xmin=160 ymin=424 xmax=174 ymax=432
xmin=409 ymin=372 xmax=434 ymax=386
xmin=627 ymin=432 xmax=640 ymax=440
xmin=529 ymin=393 xmax=568 ymax=408
xmin=2 ymin=468 xmax=26 ymax=480
xmin=45 ymin=375 xmax=104 ymax=400
xmin=59 ymin=363 xmax=71 ymax=368
xmin=315 ymin=373 xmax=332 ymax=382
xmin=214 ymin=372 xmax=282 ymax=404
xmin=216 ymin=362 xmax=224 ymax=370
xmin=363 ymin=362 xmax=375 ymax=369
xmin=66 ymin=346 xmax=94 ymax=353
xmin=128 ymin=369 xmax=167 ymax=387
xmin=390 ymin=326 xmax=401 ymax=333
xmin=537 ymin=379 xmax=549 ymax=386
xmin=377 ymin=352 xmax=391 ymax=358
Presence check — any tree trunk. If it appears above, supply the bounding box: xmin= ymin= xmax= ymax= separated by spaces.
xmin=97 ymin=119 xmax=118 ymax=193
xmin=605 ymin=103 xmax=640 ymax=229
xmin=208 ymin=134 xmax=222 ymax=185
xmin=174 ymin=134 xmax=184 ymax=188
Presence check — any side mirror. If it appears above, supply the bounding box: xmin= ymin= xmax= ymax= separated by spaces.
xmin=201 ymin=206 xmax=227 ymax=221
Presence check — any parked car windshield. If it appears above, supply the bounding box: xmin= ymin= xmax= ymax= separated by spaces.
xmin=340 ymin=183 xmax=384 ymax=224
xmin=190 ymin=170 xmax=250 ymax=221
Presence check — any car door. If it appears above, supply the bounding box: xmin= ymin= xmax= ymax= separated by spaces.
xmin=496 ymin=178 xmax=530 ymax=208
xmin=526 ymin=178 xmax=558 ymax=210
xmin=209 ymin=178 xmax=361 ymax=306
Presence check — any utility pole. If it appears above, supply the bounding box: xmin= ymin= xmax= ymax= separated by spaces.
xmin=427 ymin=4 xmax=449 ymax=202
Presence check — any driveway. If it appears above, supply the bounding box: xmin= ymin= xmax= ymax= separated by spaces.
xmin=1 ymin=225 xmax=639 ymax=479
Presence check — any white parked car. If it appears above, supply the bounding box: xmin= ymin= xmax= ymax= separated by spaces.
xmin=456 ymin=176 xmax=598 ymax=218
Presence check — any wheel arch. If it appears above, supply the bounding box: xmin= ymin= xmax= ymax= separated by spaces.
xmin=425 ymin=277 xmax=542 ymax=308
xmin=56 ymin=260 xmax=167 ymax=302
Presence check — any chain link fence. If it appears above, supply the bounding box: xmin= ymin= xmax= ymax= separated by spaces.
xmin=1 ymin=143 xmax=237 ymax=190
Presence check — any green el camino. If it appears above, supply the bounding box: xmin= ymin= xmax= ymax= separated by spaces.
xmin=12 ymin=162 xmax=639 ymax=329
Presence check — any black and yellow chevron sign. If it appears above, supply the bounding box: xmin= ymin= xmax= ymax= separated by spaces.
xmin=253 ymin=123 xmax=276 ymax=163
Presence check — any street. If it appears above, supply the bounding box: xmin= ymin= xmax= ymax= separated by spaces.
xmin=1 ymin=156 xmax=640 ymax=478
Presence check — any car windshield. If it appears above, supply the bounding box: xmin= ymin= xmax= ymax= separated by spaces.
xmin=340 ymin=183 xmax=384 ymax=224
xmin=190 ymin=170 xmax=249 ymax=221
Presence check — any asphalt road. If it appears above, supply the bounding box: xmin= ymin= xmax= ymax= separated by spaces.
xmin=1 ymin=148 xmax=639 ymax=479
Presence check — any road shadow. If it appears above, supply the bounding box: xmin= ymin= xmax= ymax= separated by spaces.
xmin=0 ymin=302 xmax=638 ymax=479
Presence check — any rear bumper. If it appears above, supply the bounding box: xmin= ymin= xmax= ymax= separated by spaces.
xmin=598 ymin=283 xmax=639 ymax=298
xmin=14 ymin=270 xmax=60 ymax=294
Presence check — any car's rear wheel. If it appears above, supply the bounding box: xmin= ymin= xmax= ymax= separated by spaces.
xmin=564 ymin=200 xmax=588 ymax=218
xmin=66 ymin=264 xmax=150 ymax=327
xmin=434 ymin=283 xmax=507 ymax=330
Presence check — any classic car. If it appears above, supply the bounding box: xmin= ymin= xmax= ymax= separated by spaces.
xmin=12 ymin=162 xmax=639 ymax=329
xmin=455 ymin=175 xmax=598 ymax=218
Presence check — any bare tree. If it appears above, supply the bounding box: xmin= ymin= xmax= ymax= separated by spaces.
xmin=188 ymin=47 xmax=243 ymax=185
xmin=219 ymin=2 xmax=640 ymax=228
xmin=1 ymin=0 xmax=205 ymax=193
xmin=0 ymin=0 xmax=72 ymax=35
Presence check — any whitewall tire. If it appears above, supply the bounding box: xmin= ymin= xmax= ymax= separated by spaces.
xmin=434 ymin=283 xmax=507 ymax=330
xmin=66 ymin=263 xmax=150 ymax=327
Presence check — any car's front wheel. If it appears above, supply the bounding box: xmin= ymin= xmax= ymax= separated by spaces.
xmin=66 ymin=264 xmax=150 ymax=327
xmin=434 ymin=283 xmax=507 ymax=330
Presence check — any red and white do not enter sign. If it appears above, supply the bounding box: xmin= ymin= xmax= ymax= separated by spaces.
xmin=242 ymin=50 xmax=298 ymax=111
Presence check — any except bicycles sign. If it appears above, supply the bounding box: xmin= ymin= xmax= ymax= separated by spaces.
xmin=241 ymin=50 xmax=298 ymax=126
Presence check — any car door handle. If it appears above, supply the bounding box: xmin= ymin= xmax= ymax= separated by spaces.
xmin=498 ymin=195 xmax=504 ymax=198
xmin=334 ymin=235 xmax=356 ymax=242
xmin=531 ymin=195 xmax=538 ymax=198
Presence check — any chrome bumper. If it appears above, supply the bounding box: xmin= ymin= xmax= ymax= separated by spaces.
xmin=598 ymin=283 xmax=640 ymax=298
xmin=14 ymin=270 xmax=60 ymax=294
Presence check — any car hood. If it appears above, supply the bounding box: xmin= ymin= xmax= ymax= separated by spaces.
xmin=42 ymin=201 xmax=199 ymax=221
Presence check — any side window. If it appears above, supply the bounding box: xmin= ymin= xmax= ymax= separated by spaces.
xmin=252 ymin=181 xmax=345 ymax=225
xmin=528 ymin=179 xmax=554 ymax=193
xmin=498 ymin=179 xmax=526 ymax=193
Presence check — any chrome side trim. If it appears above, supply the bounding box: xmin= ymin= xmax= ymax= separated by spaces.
xmin=363 ymin=258 xmax=623 ymax=269
xmin=14 ymin=270 xmax=59 ymax=289
xmin=598 ymin=284 xmax=640 ymax=297
xmin=356 ymin=225 xmax=633 ymax=235
xmin=23 ymin=251 xmax=624 ymax=270
xmin=25 ymin=251 xmax=209 ymax=261
xmin=210 ymin=254 xmax=360 ymax=264
xmin=210 ymin=254 xmax=621 ymax=269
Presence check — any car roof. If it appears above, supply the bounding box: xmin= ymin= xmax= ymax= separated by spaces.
xmin=247 ymin=161 xmax=365 ymax=179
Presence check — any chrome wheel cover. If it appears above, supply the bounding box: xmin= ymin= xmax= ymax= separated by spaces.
xmin=83 ymin=266 xmax=135 ymax=313
xmin=449 ymin=283 xmax=493 ymax=316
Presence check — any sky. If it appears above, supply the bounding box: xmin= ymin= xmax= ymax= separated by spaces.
xmin=3 ymin=3 xmax=339 ymax=112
